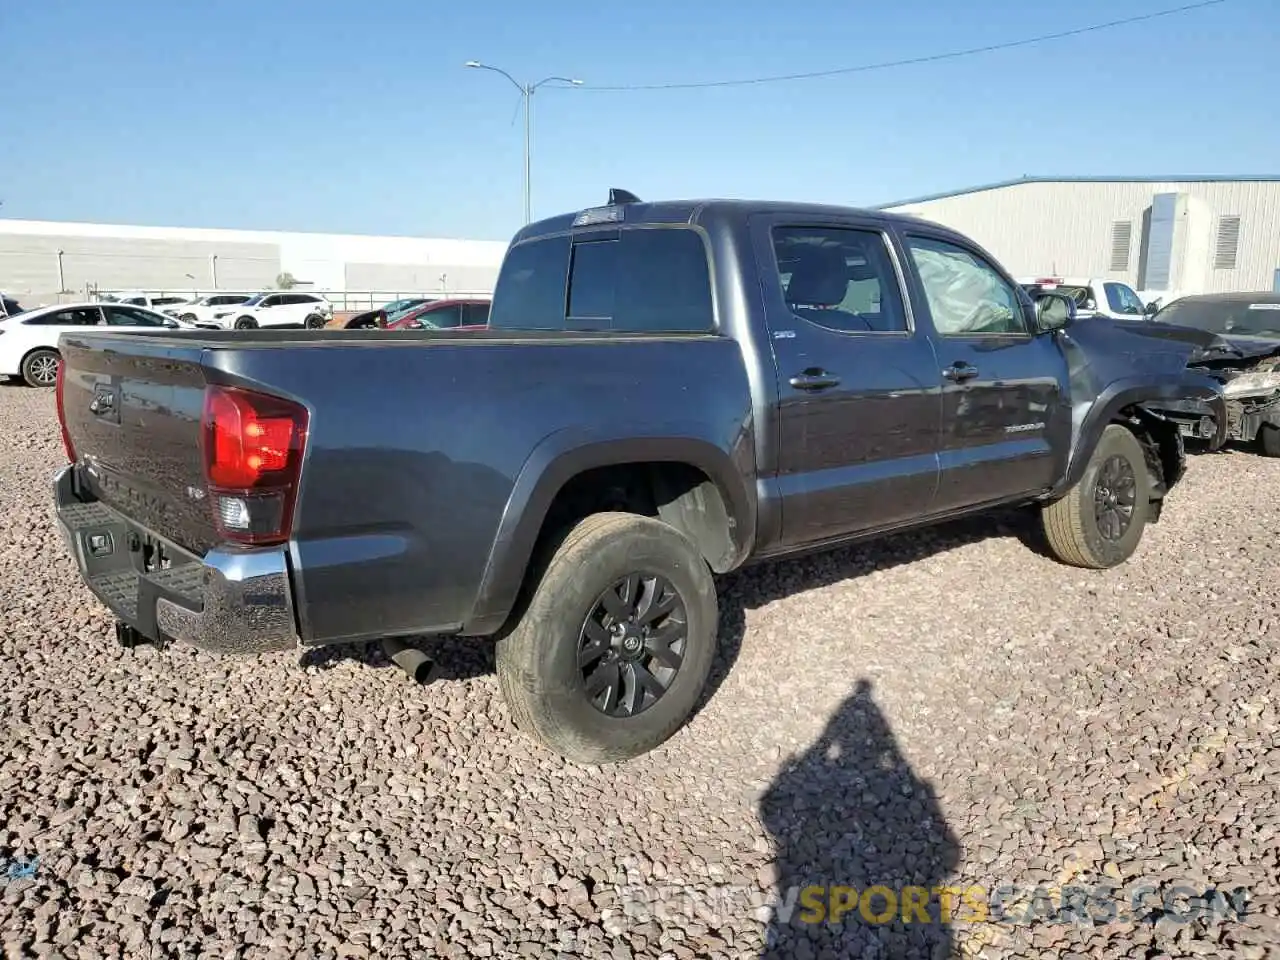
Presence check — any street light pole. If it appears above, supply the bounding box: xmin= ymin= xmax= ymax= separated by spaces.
xmin=465 ymin=61 xmax=583 ymax=225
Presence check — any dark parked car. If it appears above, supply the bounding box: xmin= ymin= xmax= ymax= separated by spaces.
xmin=52 ymin=193 xmax=1225 ymax=763
xmin=1 ymin=294 xmax=24 ymax=319
xmin=1142 ymin=293 xmax=1280 ymax=455
xmin=328 ymin=297 xmax=432 ymax=330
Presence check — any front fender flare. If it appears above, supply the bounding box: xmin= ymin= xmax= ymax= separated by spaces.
xmin=462 ymin=425 xmax=755 ymax=636
xmin=1056 ymin=373 xmax=1226 ymax=495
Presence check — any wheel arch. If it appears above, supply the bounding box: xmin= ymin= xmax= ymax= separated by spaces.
xmin=463 ymin=430 xmax=755 ymax=636
xmin=1057 ymin=374 xmax=1223 ymax=496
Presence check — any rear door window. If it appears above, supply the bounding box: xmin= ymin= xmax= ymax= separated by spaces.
xmin=25 ymin=307 xmax=102 ymax=326
xmin=771 ymin=226 xmax=908 ymax=333
xmin=105 ymin=306 xmax=167 ymax=326
xmin=465 ymin=302 xmax=491 ymax=326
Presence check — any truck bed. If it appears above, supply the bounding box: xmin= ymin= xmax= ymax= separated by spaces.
xmin=56 ymin=326 xmax=748 ymax=646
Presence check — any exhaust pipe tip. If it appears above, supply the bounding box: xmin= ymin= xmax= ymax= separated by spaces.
xmin=381 ymin=637 xmax=437 ymax=684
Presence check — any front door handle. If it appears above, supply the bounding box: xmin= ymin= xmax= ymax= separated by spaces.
xmin=789 ymin=368 xmax=841 ymax=391
xmin=942 ymin=361 xmax=979 ymax=382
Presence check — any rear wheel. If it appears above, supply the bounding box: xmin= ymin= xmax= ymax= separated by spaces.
xmin=304 ymin=313 xmax=326 ymax=329
xmin=233 ymin=316 xmax=258 ymax=330
xmin=1042 ymin=424 xmax=1151 ymax=569
xmin=1259 ymin=424 xmax=1280 ymax=458
xmin=496 ymin=512 xmax=718 ymax=764
xmin=20 ymin=348 xmax=60 ymax=388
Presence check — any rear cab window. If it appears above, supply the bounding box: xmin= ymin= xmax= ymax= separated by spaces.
xmin=489 ymin=227 xmax=714 ymax=333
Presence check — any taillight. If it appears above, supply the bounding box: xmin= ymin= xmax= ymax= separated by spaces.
xmin=200 ymin=384 xmax=309 ymax=546
xmin=55 ymin=357 xmax=76 ymax=463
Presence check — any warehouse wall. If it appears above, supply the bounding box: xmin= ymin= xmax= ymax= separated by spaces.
xmin=0 ymin=232 xmax=280 ymax=301
xmin=0 ymin=219 xmax=509 ymax=305
xmin=884 ymin=180 xmax=1280 ymax=296
xmin=344 ymin=262 xmax=498 ymax=294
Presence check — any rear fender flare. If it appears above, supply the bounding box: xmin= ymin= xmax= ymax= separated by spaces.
xmin=464 ymin=426 xmax=755 ymax=635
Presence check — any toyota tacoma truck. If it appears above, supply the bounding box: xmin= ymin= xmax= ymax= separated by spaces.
xmin=51 ymin=193 xmax=1227 ymax=764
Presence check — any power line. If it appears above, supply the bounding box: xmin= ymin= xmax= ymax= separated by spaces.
xmin=572 ymin=0 xmax=1228 ymax=92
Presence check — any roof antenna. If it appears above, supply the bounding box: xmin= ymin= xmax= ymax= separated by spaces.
xmin=609 ymin=188 xmax=641 ymax=205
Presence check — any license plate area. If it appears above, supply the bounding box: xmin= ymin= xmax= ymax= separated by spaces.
xmin=136 ymin=532 xmax=174 ymax=574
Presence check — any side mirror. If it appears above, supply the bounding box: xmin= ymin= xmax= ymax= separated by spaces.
xmin=1034 ymin=293 xmax=1075 ymax=333
xmin=164 ymin=319 xmax=180 ymax=328
xmin=1144 ymin=299 xmax=1161 ymax=317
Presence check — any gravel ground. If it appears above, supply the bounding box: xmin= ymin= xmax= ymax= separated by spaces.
xmin=1 ymin=383 xmax=1278 ymax=960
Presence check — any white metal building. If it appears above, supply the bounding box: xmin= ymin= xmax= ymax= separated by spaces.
xmin=0 ymin=218 xmax=511 ymax=307
xmin=880 ymin=176 xmax=1280 ymax=299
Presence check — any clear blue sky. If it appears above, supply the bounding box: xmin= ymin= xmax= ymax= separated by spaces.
xmin=2 ymin=0 xmax=1275 ymax=241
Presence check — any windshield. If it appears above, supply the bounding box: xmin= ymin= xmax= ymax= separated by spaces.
xmin=1155 ymin=299 xmax=1280 ymax=338
xmin=241 ymin=293 xmax=268 ymax=307
xmin=385 ymin=298 xmax=427 ymax=319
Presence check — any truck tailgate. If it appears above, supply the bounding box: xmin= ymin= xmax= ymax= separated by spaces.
xmin=59 ymin=333 xmax=220 ymax=555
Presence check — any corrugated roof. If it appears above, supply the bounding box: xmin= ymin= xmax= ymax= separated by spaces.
xmin=878 ymin=175 xmax=1280 ymax=209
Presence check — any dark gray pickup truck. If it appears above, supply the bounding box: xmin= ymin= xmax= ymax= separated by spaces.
xmin=52 ymin=194 xmax=1227 ymax=763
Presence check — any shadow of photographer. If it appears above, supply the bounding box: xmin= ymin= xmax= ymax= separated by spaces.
xmin=759 ymin=679 xmax=960 ymax=959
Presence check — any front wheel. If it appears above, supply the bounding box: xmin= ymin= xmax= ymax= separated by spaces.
xmin=21 ymin=348 xmax=60 ymax=387
xmin=496 ymin=512 xmax=718 ymax=764
xmin=1041 ymin=424 xmax=1152 ymax=569
xmin=233 ymin=316 xmax=258 ymax=330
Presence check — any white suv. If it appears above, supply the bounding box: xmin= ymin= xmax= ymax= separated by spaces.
xmin=210 ymin=292 xmax=333 ymax=329
xmin=102 ymin=292 xmax=197 ymax=312
xmin=168 ymin=293 xmax=254 ymax=327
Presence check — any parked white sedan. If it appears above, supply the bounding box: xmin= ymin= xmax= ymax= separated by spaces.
xmin=0 ymin=302 xmax=182 ymax=387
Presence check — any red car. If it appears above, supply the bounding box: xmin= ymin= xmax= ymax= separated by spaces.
xmin=386 ymin=298 xmax=490 ymax=331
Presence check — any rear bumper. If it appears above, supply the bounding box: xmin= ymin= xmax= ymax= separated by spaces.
xmin=52 ymin=465 xmax=300 ymax=655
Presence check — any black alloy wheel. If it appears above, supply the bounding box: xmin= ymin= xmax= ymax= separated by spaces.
xmin=577 ymin=572 xmax=688 ymax=718
xmin=1093 ymin=453 xmax=1137 ymax=541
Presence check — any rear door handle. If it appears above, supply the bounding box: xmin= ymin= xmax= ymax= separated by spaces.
xmin=789 ymin=369 xmax=841 ymax=391
xmin=942 ymin=361 xmax=979 ymax=382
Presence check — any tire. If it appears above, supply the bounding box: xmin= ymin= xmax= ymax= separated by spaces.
xmin=20 ymin=348 xmax=60 ymax=388
xmin=180 ymin=313 xmax=198 ymax=325
xmin=304 ymin=314 xmax=325 ymax=329
xmin=233 ymin=316 xmax=258 ymax=330
xmin=495 ymin=512 xmax=718 ymax=764
xmin=1041 ymin=424 xmax=1152 ymax=569
xmin=1259 ymin=424 xmax=1280 ymax=458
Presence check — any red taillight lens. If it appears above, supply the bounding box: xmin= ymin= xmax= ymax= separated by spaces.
xmin=201 ymin=385 xmax=308 ymax=545
xmin=55 ymin=357 xmax=76 ymax=463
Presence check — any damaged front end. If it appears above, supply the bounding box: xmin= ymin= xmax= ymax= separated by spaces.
xmin=1054 ymin=317 xmax=1228 ymax=519
xmin=1168 ymin=353 xmax=1280 ymax=446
